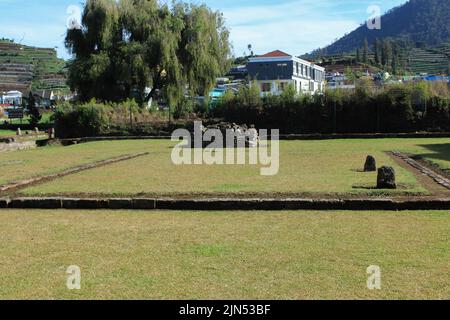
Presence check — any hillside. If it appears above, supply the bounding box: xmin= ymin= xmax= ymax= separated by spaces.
xmin=312 ymin=41 xmax=450 ymax=76
xmin=317 ymin=0 xmax=450 ymax=55
xmin=0 ymin=39 xmax=68 ymax=95
xmin=407 ymin=46 xmax=449 ymax=74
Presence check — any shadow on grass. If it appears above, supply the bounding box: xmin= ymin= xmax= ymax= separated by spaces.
xmin=352 ymin=184 xmax=409 ymax=190
xmin=415 ymin=143 xmax=450 ymax=170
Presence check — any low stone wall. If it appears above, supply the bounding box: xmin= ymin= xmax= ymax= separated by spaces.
xmin=0 ymin=140 xmax=37 ymax=153
xmin=56 ymin=132 xmax=450 ymax=145
xmin=1 ymin=197 xmax=449 ymax=211
xmin=279 ymin=132 xmax=450 ymax=140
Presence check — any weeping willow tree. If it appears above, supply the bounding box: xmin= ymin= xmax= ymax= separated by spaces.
xmin=65 ymin=0 xmax=231 ymax=107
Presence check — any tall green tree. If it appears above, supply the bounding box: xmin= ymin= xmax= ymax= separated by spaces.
xmin=28 ymin=92 xmax=41 ymax=127
xmin=66 ymin=0 xmax=231 ymax=107
xmin=362 ymin=38 xmax=369 ymax=64
xmin=391 ymin=42 xmax=398 ymax=74
xmin=381 ymin=40 xmax=392 ymax=68
xmin=374 ymin=38 xmax=381 ymax=65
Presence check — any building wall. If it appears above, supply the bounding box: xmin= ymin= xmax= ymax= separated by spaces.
xmin=248 ymin=56 xmax=325 ymax=96
xmin=1 ymin=91 xmax=22 ymax=106
xmin=252 ymin=79 xmax=295 ymax=96
xmin=248 ymin=60 xmax=294 ymax=81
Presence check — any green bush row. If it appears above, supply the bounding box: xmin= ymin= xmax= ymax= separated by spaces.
xmin=53 ymin=100 xmax=173 ymax=138
xmin=211 ymin=81 xmax=450 ymax=133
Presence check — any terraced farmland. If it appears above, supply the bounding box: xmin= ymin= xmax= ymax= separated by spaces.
xmin=407 ymin=47 xmax=449 ymax=74
xmin=0 ymin=40 xmax=68 ymax=94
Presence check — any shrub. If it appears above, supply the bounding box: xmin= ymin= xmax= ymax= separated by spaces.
xmin=53 ymin=99 xmax=174 ymax=138
xmin=54 ymin=100 xmax=111 ymax=138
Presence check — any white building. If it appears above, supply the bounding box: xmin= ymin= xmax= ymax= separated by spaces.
xmin=1 ymin=90 xmax=23 ymax=106
xmin=326 ymin=74 xmax=356 ymax=90
xmin=247 ymin=50 xmax=326 ymax=96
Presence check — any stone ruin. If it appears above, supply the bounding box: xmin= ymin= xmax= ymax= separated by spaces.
xmin=364 ymin=155 xmax=377 ymax=172
xmin=377 ymin=166 xmax=397 ymax=189
xmin=190 ymin=122 xmax=260 ymax=148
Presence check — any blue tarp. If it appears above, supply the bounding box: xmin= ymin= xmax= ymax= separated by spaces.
xmin=424 ymin=76 xmax=450 ymax=82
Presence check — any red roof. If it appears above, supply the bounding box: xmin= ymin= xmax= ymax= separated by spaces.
xmin=258 ymin=50 xmax=291 ymax=58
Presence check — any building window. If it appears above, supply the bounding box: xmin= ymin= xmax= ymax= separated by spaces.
xmin=261 ymin=82 xmax=271 ymax=92
xmin=278 ymin=82 xmax=287 ymax=92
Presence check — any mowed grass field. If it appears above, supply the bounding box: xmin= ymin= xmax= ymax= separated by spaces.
xmin=0 ymin=210 xmax=448 ymax=300
xmin=0 ymin=129 xmax=16 ymax=137
xmin=15 ymin=138 xmax=450 ymax=197
xmin=0 ymin=140 xmax=155 ymax=186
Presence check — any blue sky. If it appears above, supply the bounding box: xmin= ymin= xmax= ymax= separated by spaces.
xmin=0 ymin=0 xmax=408 ymax=59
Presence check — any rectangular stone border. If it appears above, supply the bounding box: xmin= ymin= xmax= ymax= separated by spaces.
xmin=0 ymin=152 xmax=150 ymax=193
xmin=0 ymin=197 xmax=449 ymax=211
xmin=56 ymin=132 xmax=450 ymax=144
xmin=392 ymin=151 xmax=450 ymax=190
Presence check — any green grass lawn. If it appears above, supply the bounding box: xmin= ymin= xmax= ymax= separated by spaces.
xmin=19 ymin=138 xmax=450 ymax=197
xmin=0 ymin=129 xmax=16 ymax=137
xmin=0 ymin=140 xmax=157 ymax=186
xmin=0 ymin=210 xmax=448 ymax=300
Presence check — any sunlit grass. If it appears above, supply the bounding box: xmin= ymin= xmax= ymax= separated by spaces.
xmin=0 ymin=140 xmax=166 ymax=185
xmin=0 ymin=209 xmax=448 ymax=300
xmin=21 ymin=138 xmax=450 ymax=197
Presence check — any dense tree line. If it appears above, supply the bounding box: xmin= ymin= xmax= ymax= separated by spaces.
xmin=53 ymin=81 xmax=450 ymax=137
xmin=212 ymin=81 xmax=450 ymax=134
xmin=66 ymin=0 xmax=231 ymax=107
xmin=354 ymin=38 xmax=406 ymax=74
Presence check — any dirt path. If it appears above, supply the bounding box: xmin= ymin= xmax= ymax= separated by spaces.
xmin=388 ymin=151 xmax=450 ymax=197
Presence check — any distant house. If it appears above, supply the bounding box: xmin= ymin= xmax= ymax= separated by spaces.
xmin=247 ymin=50 xmax=326 ymax=96
xmin=227 ymin=65 xmax=248 ymax=79
xmin=1 ymin=90 xmax=22 ymax=106
xmin=32 ymin=90 xmax=55 ymax=108
xmin=326 ymin=74 xmax=356 ymax=90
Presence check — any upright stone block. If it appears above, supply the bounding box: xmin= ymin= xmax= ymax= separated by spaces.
xmin=364 ymin=155 xmax=377 ymax=172
xmin=377 ymin=166 xmax=397 ymax=189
